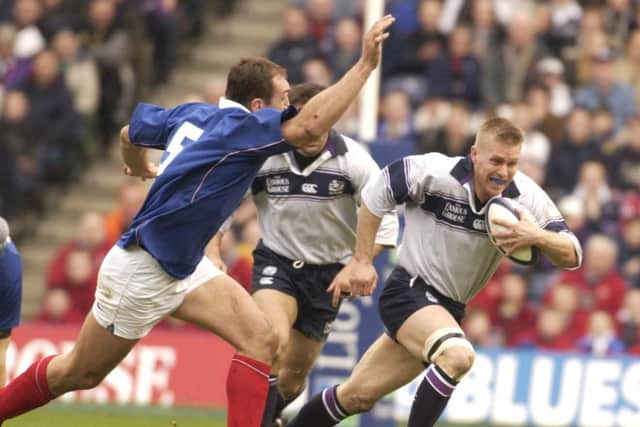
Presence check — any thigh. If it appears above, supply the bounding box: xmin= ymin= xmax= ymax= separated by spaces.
xmin=48 ymin=313 xmax=137 ymax=394
xmin=338 ymin=334 xmax=424 ymax=407
xmin=253 ymin=289 xmax=298 ymax=371
xmin=396 ymin=305 xmax=461 ymax=361
xmin=172 ymin=273 xmax=271 ymax=352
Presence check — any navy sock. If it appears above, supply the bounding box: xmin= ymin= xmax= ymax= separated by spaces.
xmin=287 ymin=385 xmax=348 ymax=427
xmin=260 ymin=376 xmax=280 ymax=427
xmin=407 ymin=365 xmax=458 ymax=427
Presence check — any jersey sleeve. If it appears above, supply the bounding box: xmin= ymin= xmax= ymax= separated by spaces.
xmin=347 ymin=139 xmax=399 ymax=247
xmin=517 ymin=175 xmax=583 ymax=269
xmin=0 ymin=248 xmax=22 ymax=331
xmin=220 ymin=105 xmax=298 ymax=157
xmin=361 ymin=154 xmax=431 ymax=217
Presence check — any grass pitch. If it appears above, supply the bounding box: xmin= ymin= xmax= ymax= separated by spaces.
xmin=4 ymin=404 xmax=227 ymax=427
xmin=4 ymin=403 xmax=492 ymax=426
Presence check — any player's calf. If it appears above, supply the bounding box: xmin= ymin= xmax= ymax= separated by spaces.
xmin=406 ymin=327 xmax=475 ymax=427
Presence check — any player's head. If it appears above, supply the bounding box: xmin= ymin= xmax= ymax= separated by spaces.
xmin=289 ymin=82 xmax=329 ymax=156
xmin=226 ymin=57 xmax=290 ymax=112
xmin=470 ymin=117 xmax=524 ymax=202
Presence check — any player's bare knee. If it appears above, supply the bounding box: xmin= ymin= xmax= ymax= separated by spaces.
xmin=435 ymin=347 xmax=475 ymax=380
xmin=72 ymin=367 xmax=108 ymax=390
xmin=279 ymin=368 xmax=306 ymax=398
xmin=240 ymin=316 xmax=279 ymax=362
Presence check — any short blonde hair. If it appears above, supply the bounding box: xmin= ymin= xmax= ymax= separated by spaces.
xmin=476 ymin=117 xmax=524 ymax=147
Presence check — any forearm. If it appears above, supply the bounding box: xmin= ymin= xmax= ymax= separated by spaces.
xmin=536 ymin=230 xmax=580 ymax=269
xmin=287 ymin=61 xmax=373 ymax=145
xmin=120 ymin=125 xmax=148 ymax=171
xmin=353 ymin=204 xmax=383 ymax=263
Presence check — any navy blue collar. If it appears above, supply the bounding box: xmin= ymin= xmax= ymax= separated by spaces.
xmin=449 ymin=155 xmax=520 ymax=198
xmin=325 ymin=129 xmax=348 ymax=157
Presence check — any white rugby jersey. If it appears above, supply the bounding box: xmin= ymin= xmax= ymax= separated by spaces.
xmin=252 ymin=131 xmax=399 ymax=264
xmin=362 ymin=152 xmax=583 ymax=303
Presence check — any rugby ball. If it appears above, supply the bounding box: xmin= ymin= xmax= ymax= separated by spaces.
xmin=485 ymin=198 xmax=539 ymax=265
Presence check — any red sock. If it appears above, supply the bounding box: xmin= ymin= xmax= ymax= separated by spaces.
xmin=0 ymin=355 xmax=56 ymax=422
xmin=226 ymin=354 xmax=270 ymax=427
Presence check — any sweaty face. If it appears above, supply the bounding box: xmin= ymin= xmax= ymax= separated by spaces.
xmin=471 ymin=138 xmax=521 ymax=202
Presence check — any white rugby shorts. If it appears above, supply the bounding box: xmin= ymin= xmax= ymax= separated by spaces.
xmin=91 ymin=245 xmax=222 ymax=339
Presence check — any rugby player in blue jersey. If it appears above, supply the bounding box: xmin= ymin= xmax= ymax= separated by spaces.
xmin=0 ymin=217 xmax=22 ymax=387
xmin=0 ymin=15 xmax=395 ymax=427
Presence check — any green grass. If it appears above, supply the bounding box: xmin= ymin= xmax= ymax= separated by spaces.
xmin=5 ymin=404 xmax=227 ymax=427
xmin=4 ymin=404 xmax=495 ymax=427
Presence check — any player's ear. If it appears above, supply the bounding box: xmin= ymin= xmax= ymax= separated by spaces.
xmin=470 ymin=144 xmax=478 ymax=162
xmin=248 ymin=98 xmax=264 ymax=112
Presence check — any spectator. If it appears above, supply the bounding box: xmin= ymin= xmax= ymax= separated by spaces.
xmin=0 ymin=23 xmax=16 ymax=78
xmin=462 ymin=308 xmax=496 ymax=348
xmin=301 ymin=55 xmax=334 ymax=86
xmin=483 ymin=8 xmax=548 ymax=106
xmin=531 ymin=306 xmax=576 ymax=351
xmin=545 ymin=108 xmax=598 ymax=196
xmin=577 ymin=310 xmax=626 ymax=355
xmin=550 ymin=234 xmax=627 ymax=321
xmin=547 ymin=282 xmax=582 ymax=339
xmin=427 ymin=25 xmax=482 ymax=109
xmin=468 ymin=0 xmax=503 ymax=63
xmin=3 ymin=24 xmax=45 ymax=89
xmin=574 ymin=49 xmax=635 ymax=131
xmin=38 ymin=248 xmax=94 ymax=323
xmin=79 ymin=0 xmax=134 ymax=150
xmin=45 ymin=211 xmax=111 ymax=312
xmin=377 ymin=89 xmax=415 ymax=145
xmin=145 ymin=0 xmax=178 ymax=84
xmin=535 ymin=57 xmax=573 ymax=117
xmin=103 ymin=180 xmax=147 ymax=244
xmin=51 ymin=28 xmax=100 ymax=146
xmin=491 ymin=272 xmax=537 ymax=347
xmin=384 ymin=0 xmax=446 ymax=84
xmin=21 ymin=49 xmax=81 ymax=182
xmin=417 ymin=100 xmax=473 ymax=155
xmin=618 ymin=194 xmax=640 ymax=288
xmin=557 ymin=195 xmax=591 ymax=244
xmin=305 ymin=0 xmax=335 ymax=52
xmin=615 ymin=29 xmax=640 ymax=96
xmin=267 ymin=6 xmax=318 ymax=85
xmin=572 ymin=161 xmax=619 ymax=236
xmin=618 ymin=288 xmax=640 ymax=350
xmin=604 ymin=116 xmax=640 ymax=191
xmin=0 ymin=90 xmax=41 ymax=215
xmin=327 ymin=17 xmax=360 ymax=78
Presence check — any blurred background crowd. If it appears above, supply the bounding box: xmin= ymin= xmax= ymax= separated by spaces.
xmin=1 ymin=0 xmax=639 ymax=358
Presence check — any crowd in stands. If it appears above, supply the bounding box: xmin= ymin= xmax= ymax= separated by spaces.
xmin=0 ymin=0 xmax=229 ymax=219
xmin=13 ymin=0 xmax=640 ymax=357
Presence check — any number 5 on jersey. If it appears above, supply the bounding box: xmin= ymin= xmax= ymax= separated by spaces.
xmin=157 ymin=122 xmax=204 ymax=175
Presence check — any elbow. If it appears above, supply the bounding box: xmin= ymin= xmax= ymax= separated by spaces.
xmin=119 ymin=125 xmax=130 ymax=145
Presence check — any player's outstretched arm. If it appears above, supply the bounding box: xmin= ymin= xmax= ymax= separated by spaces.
xmin=282 ymin=15 xmax=395 ymax=147
xmin=120 ymin=125 xmax=158 ymax=179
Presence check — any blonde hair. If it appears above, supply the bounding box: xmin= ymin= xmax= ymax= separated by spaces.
xmin=476 ymin=117 xmax=525 ymax=147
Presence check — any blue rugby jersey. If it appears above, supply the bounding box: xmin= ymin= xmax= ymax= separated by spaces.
xmin=118 ymin=99 xmax=296 ymax=278
xmin=0 ymin=241 xmax=22 ymax=332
